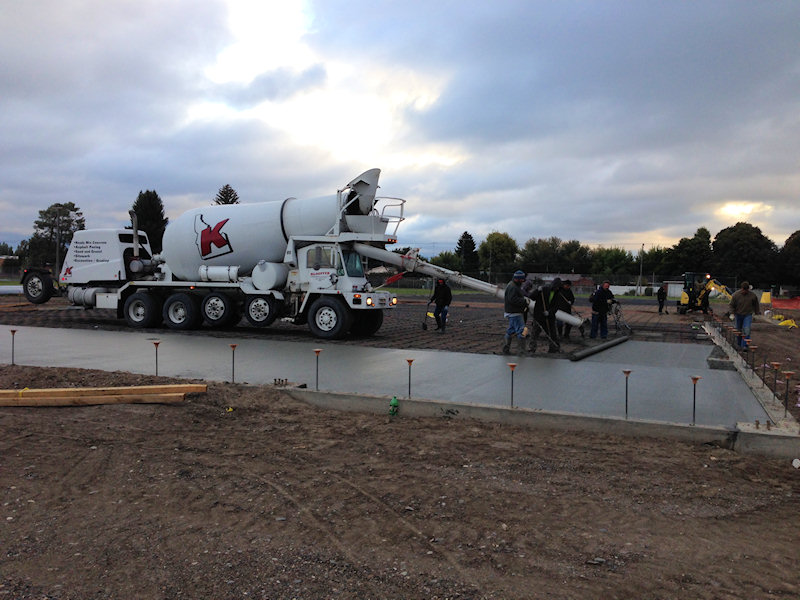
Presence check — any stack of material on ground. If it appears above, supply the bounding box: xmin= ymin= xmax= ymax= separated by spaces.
xmin=0 ymin=384 xmax=207 ymax=407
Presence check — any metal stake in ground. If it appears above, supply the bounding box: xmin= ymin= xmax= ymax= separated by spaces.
xmin=507 ymin=363 xmax=517 ymax=408
xmin=313 ymin=349 xmax=322 ymax=391
xmin=153 ymin=341 xmax=160 ymax=376
xmin=690 ymin=376 xmax=701 ymax=425
xmin=622 ymin=369 xmax=632 ymax=419
xmin=783 ymin=371 xmax=794 ymax=418
xmin=770 ymin=362 xmax=782 ymax=396
xmin=406 ymin=358 xmax=414 ymax=398
xmin=10 ymin=329 xmax=17 ymax=366
xmin=230 ymin=344 xmax=238 ymax=383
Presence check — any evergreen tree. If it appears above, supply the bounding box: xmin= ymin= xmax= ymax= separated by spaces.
xmin=454 ymin=231 xmax=479 ymax=275
xmin=214 ymin=184 xmax=240 ymax=205
xmin=131 ymin=190 xmax=169 ymax=253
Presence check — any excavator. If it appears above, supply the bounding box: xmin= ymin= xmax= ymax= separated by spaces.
xmin=677 ymin=272 xmax=733 ymax=314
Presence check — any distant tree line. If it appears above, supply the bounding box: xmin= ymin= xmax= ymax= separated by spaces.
xmin=427 ymin=225 xmax=800 ymax=288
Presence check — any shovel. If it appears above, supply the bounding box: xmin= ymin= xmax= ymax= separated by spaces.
xmin=422 ymin=302 xmax=433 ymax=330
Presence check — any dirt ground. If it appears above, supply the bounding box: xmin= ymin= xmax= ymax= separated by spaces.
xmin=1 ymin=292 xmax=800 ymax=599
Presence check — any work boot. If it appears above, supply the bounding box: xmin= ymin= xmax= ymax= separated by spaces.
xmin=439 ymin=321 xmax=446 ymax=334
xmin=501 ymin=335 xmax=512 ymax=355
xmin=516 ymin=336 xmax=527 ymax=356
xmin=434 ymin=315 xmax=441 ymax=330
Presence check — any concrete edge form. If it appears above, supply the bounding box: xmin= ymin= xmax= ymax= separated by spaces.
xmin=286 ymin=388 xmax=795 ymax=459
xmin=286 ymin=388 xmax=800 ymax=459
xmin=703 ymin=322 xmax=800 ymax=428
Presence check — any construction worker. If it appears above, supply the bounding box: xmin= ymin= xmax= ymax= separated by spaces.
xmin=429 ymin=278 xmax=452 ymax=333
xmin=590 ymin=280 xmax=615 ymax=340
xmin=502 ymin=270 xmax=529 ymax=355
xmin=727 ymin=281 xmax=760 ymax=348
xmin=657 ymin=283 xmax=667 ymax=314
xmin=530 ymin=278 xmax=562 ymax=353
xmin=554 ymin=279 xmax=576 ymax=340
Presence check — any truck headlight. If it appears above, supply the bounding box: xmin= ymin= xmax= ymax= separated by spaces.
xmin=391 ymin=296 xmax=398 ymax=305
xmin=366 ymin=297 xmax=374 ymax=306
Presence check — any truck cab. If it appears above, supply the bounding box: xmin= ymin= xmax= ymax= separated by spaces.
xmin=285 ymin=240 xmax=396 ymax=338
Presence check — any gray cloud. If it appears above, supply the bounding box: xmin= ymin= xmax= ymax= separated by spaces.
xmin=1 ymin=0 xmax=798 ymax=256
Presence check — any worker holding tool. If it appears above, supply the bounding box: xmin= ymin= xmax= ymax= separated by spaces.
xmin=502 ymin=270 xmax=529 ymax=355
xmin=529 ymin=278 xmax=562 ymax=353
xmin=727 ymin=281 xmax=760 ymax=348
xmin=590 ymin=280 xmax=615 ymax=340
xmin=429 ymin=278 xmax=452 ymax=333
xmin=554 ymin=279 xmax=576 ymax=340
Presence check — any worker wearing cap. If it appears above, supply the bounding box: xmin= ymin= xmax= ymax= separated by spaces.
xmin=429 ymin=278 xmax=452 ymax=333
xmin=502 ymin=270 xmax=529 ymax=355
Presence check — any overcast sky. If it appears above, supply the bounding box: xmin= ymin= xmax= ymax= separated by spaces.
xmin=2 ymin=0 xmax=798 ymax=257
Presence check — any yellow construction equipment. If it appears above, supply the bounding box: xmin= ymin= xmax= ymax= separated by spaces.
xmin=677 ymin=272 xmax=734 ymax=314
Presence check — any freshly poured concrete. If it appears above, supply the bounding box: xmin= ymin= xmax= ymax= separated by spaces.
xmin=0 ymin=325 xmax=770 ymax=429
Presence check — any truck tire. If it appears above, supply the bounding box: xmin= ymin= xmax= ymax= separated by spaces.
xmin=163 ymin=293 xmax=202 ymax=330
xmin=244 ymin=295 xmax=277 ymax=327
xmin=202 ymin=292 xmax=238 ymax=327
xmin=308 ymin=297 xmax=353 ymax=339
xmin=350 ymin=309 xmax=384 ymax=337
xmin=123 ymin=292 xmax=162 ymax=328
xmin=22 ymin=272 xmax=53 ymax=304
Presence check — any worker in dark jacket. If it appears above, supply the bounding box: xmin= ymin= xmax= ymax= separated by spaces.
xmin=554 ymin=279 xmax=576 ymax=340
xmin=429 ymin=278 xmax=452 ymax=333
xmin=529 ymin=278 xmax=562 ymax=353
xmin=727 ymin=281 xmax=760 ymax=348
xmin=656 ymin=283 xmax=667 ymax=314
xmin=590 ymin=280 xmax=615 ymax=339
xmin=502 ymin=270 xmax=529 ymax=355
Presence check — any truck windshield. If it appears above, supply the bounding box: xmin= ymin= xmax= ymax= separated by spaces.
xmin=341 ymin=249 xmax=364 ymax=277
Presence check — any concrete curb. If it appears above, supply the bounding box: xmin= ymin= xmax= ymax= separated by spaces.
xmin=286 ymin=388 xmax=800 ymax=459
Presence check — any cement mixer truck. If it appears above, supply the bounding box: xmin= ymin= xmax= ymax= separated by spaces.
xmin=22 ymin=169 xmax=405 ymax=339
xmin=21 ymin=167 xmax=581 ymax=339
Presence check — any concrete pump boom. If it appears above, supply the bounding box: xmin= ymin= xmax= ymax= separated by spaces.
xmin=353 ymin=243 xmax=505 ymax=299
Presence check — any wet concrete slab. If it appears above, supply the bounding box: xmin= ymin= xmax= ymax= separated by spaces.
xmin=0 ymin=325 xmax=769 ymax=429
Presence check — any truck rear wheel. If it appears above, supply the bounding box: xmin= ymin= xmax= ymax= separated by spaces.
xmin=123 ymin=292 xmax=162 ymax=328
xmin=245 ymin=295 xmax=277 ymax=327
xmin=202 ymin=292 xmax=238 ymax=327
xmin=163 ymin=293 xmax=202 ymax=330
xmin=308 ymin=297 xmax=352 ymax=340
xmin=22 ymin=272 xmax=53 ymax=304
xmin=350 ymin=310 xmax=384 ymax=337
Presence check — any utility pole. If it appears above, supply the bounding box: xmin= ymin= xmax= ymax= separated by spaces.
xmin=637 ymin=243 xmax=644 ymax=296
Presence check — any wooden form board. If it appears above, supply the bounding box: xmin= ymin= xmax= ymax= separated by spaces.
xmin=0 ymin=384 xmax=207 ymax=407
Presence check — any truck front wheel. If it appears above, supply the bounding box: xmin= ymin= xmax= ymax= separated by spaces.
xmin=308 ymin=297 xmax=353 ymax=339
xmin=163 ymin=293 xmax=202 ymax=330
xmin=350 ymin=310 xmax=384 ymax=337
xmin=123 ymin=292 xmax=162 ymax=328
xmin=245 ymin=295 xmax=277 ymax=327
xmin=22 ymin=272 xmax=53 ymax=304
